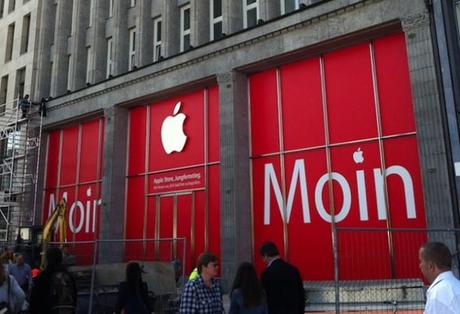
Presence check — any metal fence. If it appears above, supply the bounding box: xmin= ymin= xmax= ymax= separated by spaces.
xmin=4 ymin=229 xmax=460 ymax=313
xmin=45 ymin=238 xmax=186 ymax=314
xmin=301 ymin=227 xmax=460 ymax=313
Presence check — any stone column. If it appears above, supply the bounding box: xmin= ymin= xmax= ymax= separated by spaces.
xmin=50 ymin=0 xmax=73 ymax=97
xmin=217 ymin=72 xmax=252 ymax=291
xmin=402 ymin=11 xmax=459 ymax=271
xmin=98 ymin=106 xmax=128 ymax=263
xmin=138 ymin=0 xmax=153 ymax=66
xmin=222 ymin=0 xmax=243 ymax=35
xmin=402 ymin=11 xmax=456 ymax=229
xmin=112 ymin=1 xmax=129 ymax=75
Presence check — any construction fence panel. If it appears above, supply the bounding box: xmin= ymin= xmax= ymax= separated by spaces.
xmin=329 ymin=228 xmax=460 ymax=314
xmin=48 ymin=238 xmax=185 ymax=314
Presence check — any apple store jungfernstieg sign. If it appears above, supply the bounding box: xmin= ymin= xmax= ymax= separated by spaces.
xmin=161 ymin=101 xmax=188 ymax=154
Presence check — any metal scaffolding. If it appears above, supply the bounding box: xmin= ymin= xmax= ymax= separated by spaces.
xmin=0 ymin=98 xmax=43 ymax=241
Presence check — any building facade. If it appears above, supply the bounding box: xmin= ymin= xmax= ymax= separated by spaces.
xmin=0 ymin=0 xmax=42 ymax=239
xmin=6 ymin=0 xmax=460 ymax=289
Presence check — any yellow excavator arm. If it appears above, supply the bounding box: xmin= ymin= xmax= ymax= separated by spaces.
xmin=40 ymin=199 xmax=67 ymax=269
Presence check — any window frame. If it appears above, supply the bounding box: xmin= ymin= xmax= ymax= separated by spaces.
xmin=243 ymin=0 xmax=259 ymax=29
xmin=153 ymin=17 xmax=162 ymax=62
xmin=128 ymin=28 xmax=136 ymax=70
xmin=210 ymin=0 xmax=223 ymax=40
xmin=180 ymin=4 xmax=191 ymax=52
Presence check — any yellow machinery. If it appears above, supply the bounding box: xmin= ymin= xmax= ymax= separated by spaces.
xmin=40 ymin=199 xmax=67 ymax=269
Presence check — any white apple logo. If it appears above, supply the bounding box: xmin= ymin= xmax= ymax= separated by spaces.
xmin=161 ymin=101 xmax=187 ymax=154
xmin=353 ymin=147 xmax=364 ymax=164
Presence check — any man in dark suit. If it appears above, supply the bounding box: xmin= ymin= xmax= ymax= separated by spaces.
xmin=260 ymin=241 xmax=305 ymax=314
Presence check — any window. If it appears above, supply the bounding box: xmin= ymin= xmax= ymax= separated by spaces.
xmin=281 ymin=0 xmax=299 ymax=15
xmin=7 ymin=0 xmax=14 ymax=13
xmin=180 ymin=5 xmax=191 ymax=52
xmin=20 ymin=14 xmax=31 ymax=54
xmin=5 ymin=23 xmax=15 ymax=62
xmin=0 ymin=0 xmax=5 ymax=19
xmin=130 ymin=0 xmax=136 ymax=8
xmin=106 ymin=37 xmax=113 ymax=78
xmin=88 ymin=0 xmax=94 ymax=27
xmin=108 ymin=0 xmax=114 ymax=17
xmin=0 ymin=76 xmax=8 ymax=106
xmin=128 ymin=28 xmax=136 ymax=70
xmin=86 ymin=47 xmax=92 ymax=83
xmin=210 ymin=0 xmax=222 ymax=40
xmin=243 ymin=0 xmax=259 ymax=28
xmin=15 ymin=67 xmax=25 ymax=98
xmin=153 ymin=17 xmax=162 ymax=61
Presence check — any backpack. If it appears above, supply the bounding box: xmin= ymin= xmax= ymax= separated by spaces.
xmin=49 ymin=270 xmax=76 ymax=312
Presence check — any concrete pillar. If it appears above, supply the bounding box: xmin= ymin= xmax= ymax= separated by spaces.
xmin=112 ymin=1 xmax=129 ymax=75
xmin=223 ymin=0 xmax=243 ymax=35
xmin=99 ymin=106 xmax=128 ymax=263
xmin=217 ymin=72 xmax=252 ymax=292
xmin=68 ymin=0 xmax=90 ymax=90
xmin=138 ymin=0 xmax=153 ymax=66
xmin=402 ymin=11 xmax=456 ymax=229
xmin=192 ymin=0 xmax=209 ymax=47
xmin=92 ymin=0 xmax=110 ymax=83
xmin=163 ymin=0 xmax=179 ymax=57
xmin=34 ymin=1 xmax=56 ymax=100
xmin=402 ymin=10 xmax=459 ymax=271
xmin=261 ymin=0 xmax=280 ymax=22
xmin=50 ymin=0 xmax=73 ymax=97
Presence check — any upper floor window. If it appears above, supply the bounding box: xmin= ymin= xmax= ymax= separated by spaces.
xmin=106 ymin=37 xmax=113 ymax=78
xmin=20 ymin=14 xmax=31 ymax=54
xmin=281 ymin=0 xmax=299 ymax=15
xmin=180 ymin=4 xmax=191 ymax=52
xmin=129 ymin=28 xmax=136 ymax=70
xmin=15 ymin=67 xmax=25 ymax=99
xmin=130 ymin=0 xmax=136 ymax=8
xmin=108 ymin=0 xmax=114 ymax=17
xmin=5 ymin=23 xmax=15 ymax=62
xmin=210 ymin=0 xmax=222 ymax=40
xmin=0 ymin=76 xmax=8 ymax=107
xmin=153 ymin=17 xmax=162 ymax=62
xmin=243 ymin=0 xmax=259 ymax=28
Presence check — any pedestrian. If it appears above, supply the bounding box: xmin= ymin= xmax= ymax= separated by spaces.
xmin=114 ymin=262 xmax=152 ymax=314
xmin=29 ymin=247 xmax=77 ymax=314
xmin=229 ymin=262 xmax=268 ymax=314
xmin=0 ymin=260 xmax=25 ymax=314
xmin=8 ymin=254 xmax=32 ymax=295
xmin=179 ymin=252 xmax=224 ymax=313
xmin=419 ymin=242 xmax=460 ymax=314
xmin=259 ymin=241 xmax=305 ymax=314
xmin=18 ymin=95 xmax=31 ymax=119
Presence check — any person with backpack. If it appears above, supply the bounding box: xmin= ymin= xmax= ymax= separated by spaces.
xmin=0 ymin=263 xmax=25 ymax=314
xmin=29 ymin=247 xmax=77 ymax=314
xmin=114 ymin=262 xmax=152 ymax=314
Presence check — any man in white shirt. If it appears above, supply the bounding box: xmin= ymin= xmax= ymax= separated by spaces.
xmin=419 ymin=242 xmax=460 ymax=314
